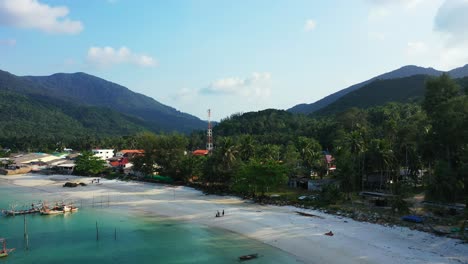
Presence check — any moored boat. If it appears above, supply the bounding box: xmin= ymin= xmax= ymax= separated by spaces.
xmin=40 ymin=203 xmax=78 ymax=215
xmin=0 ymin=238 xmax=15 ymax=258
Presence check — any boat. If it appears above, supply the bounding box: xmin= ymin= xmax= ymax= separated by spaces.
xmin=40 ymin=208 xmax=64 ymax=215
xmin=2 ymin=208 xmax=40 ymax=216
xmin=239 ymin=253 xmax=258 ymax=261
xmin=1 ymin=203 xmax=42 ymax=216
xmin=63 ymin=205 xmax=79 ymax=212
xmin=40 ymin=203 xmax=78 ymax=215
xmin=0 ymin=238 xmax=15 ymax=258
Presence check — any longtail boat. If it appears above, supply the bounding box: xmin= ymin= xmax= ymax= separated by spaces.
xmin=0 ymin=238 xmax=15 ymax=258
xmin=40 ymin=203 xmax=78 ymax=215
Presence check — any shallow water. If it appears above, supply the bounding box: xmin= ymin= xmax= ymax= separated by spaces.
xmin=0 ymin=185 xmax=302 ymax=264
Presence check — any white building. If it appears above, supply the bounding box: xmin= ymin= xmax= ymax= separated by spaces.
xmin=92 ymin=149 xmax=114 ymax=160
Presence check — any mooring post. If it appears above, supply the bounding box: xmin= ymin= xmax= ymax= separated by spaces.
xmin=24 ymin=214 xmax=29 ymax=250
xmin=96 ymin=221 xmax=99 ymax=241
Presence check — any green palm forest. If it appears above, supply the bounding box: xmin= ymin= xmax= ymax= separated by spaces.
xmin=1 ymin=72 xmax=467 ymax=205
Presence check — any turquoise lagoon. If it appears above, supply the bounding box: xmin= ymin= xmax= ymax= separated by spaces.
xmin=0 ymin=185 xmax=302 ymax=264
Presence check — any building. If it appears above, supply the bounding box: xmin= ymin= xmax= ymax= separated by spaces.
xmin=116 ymin=149 xmax=144 ymax=158
xmin=192 ymin=149 xmax=209 ymax=156
xmin=13 ymin=153 xmax=62 ymax=165
xmin=324 ymin=153 xmax=336 ymax=175
xmin=92 ymin=149 xmax=114 ymax=160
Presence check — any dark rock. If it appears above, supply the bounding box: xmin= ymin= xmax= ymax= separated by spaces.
xmin=63 ymin=182 xmax=78 ymax=187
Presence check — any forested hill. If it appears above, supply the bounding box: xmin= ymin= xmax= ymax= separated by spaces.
xmin=0 ymin=69 xmax=207 ymax=133
xmin=288 ymin=64 xmax=468 ymax=114
xmin=24 ymin=72 xmax=207 ymax=132
xmin=0 ymin=69 xmax=208 ymax=150
xmin=313 ymin=75 xmax=468 ymax=116
xmin=213 ymin=109 xmax=330 ymax=146
xmin=0 ymin=89 xmax=151 ymax=150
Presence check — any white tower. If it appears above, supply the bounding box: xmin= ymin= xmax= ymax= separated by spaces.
xmin=207 ymin=109 xmax=213 ymax=152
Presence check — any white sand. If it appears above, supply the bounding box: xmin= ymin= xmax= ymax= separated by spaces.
xmin=1 ymin=174 xmax=467 ymax=264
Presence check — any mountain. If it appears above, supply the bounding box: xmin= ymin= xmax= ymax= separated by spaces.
xmin=448 ymin=64 xmax=468 ymax=78
xmin=314 ymin=74 xmax=468 ymax=116
xmin=288 ymin=65 xmax=445 ymax=114
xmin=313 ymin=75 xmax=428 ymax=116
xmin=0 ymin=70 xmax=207 ymax=133
xmin=25 ymin=72 xmax=207 ymax=133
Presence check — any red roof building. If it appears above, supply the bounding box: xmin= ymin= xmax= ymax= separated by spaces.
xmin=109 ymin=157 xmax=129 ymax=167
xmin=192 ymin=149 xmax=209 ymax=156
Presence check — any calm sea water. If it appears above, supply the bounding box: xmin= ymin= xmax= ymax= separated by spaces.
xmin=0 ymin=185 xmax=302 ymax=264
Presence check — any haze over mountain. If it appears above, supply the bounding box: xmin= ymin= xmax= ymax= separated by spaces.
xmin=288 ymin=64 xmax=468 ymax=114
xmin=0 ymin=69 xmax=207 ymax=134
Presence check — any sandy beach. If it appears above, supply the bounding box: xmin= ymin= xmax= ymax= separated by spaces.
xmin=1 ymin=174 xmax=467 ymax=264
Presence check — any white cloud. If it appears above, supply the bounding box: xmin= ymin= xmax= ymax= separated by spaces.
xmin=304 ymin=19 xmax=317 ymax=32
xmin=432 ymin=0 xmax=468 ymax=69
xmin=367 ymin=0 xmax=424 ymax=19
xmin=434 ymin=0 xmax=468 ymax=42
xmin=201 ymin=72 xmax=272 ymax=98
xmin=172 ymin=87 xmax=199 ymax=102
xmin=407 ymin=41 xmax=428 ymax=55
xmin=0 ymin=0 xmax=83 ymax=34
xmin=86 ymin=46 xmax=157 ymax=68
xmin=437 ymin=42 xmax=468 ymax=69
xmin=0 ymin=38 xmax=16 ymax=46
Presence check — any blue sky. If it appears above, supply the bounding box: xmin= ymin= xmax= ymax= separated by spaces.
xmin=0 ymin=0 xmax=467 ymax=120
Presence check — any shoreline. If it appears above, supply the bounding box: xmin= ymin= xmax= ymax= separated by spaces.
xmin=1 ymin=174 xmax=467 ymax=264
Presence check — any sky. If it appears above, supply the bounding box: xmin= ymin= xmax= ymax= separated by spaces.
xmin=0 ymin=0 xmax=467 ymax=121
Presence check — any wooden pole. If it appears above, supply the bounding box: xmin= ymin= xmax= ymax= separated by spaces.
xmin=24 ymin=214 xmax=29 ymax=250
xmin=96 ymin=221 xmax=99 ymax=241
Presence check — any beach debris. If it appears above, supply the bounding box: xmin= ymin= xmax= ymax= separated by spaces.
xmin=324 ymin=231 xmax=334 ymax=236
xmin=401 ymin=215 xmax=423 ymax=223
xmin=239 ymin=253 xmax=258 ymax=261
xmin=295 ymin=211 xmax=324 ymax=219
xmin=298 ymin=195 xmax=318 ymax=201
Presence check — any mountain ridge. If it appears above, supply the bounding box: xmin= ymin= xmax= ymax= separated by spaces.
xmin=288 ymin=64 xmax=468 ymax=114
xmin=0 ymin=69 xmax=207 ymax=133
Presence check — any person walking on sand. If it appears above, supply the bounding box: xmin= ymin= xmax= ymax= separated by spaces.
xmin=222 ymin=210 xmax=224 ymax=216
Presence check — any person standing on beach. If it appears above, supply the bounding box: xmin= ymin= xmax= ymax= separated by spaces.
xmin=222 ymin=210 xmax=224 ymax=216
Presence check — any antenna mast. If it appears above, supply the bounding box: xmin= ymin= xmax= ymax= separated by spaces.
xmin=207 ymin=109 xmax=213 ymax=152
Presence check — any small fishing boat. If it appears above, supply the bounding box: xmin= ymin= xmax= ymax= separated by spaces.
xmin=2 ymin=208 xmax=40 ymax=216
xmin=0 ymin=238 xmax=15 ymax=258
xmin=63 ymin=205 xmax=79 ymax=213
xmin=40 ymin=203 xmax=79 ymax=215
xmin=40 ymin=208 xmax=63 ymax=215
xmin=1 ymin=202 xmax=42 ymax=216
xmin=239 ymin=253 xmax=258 ymax=261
